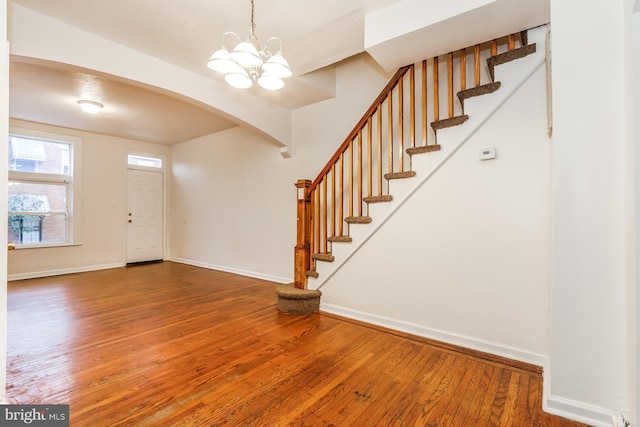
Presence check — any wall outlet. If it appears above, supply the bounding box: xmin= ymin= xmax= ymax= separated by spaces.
xmin=480 ymin=147 xmax=497 ymax=160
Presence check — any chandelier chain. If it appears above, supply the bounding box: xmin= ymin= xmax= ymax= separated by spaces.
xmin=250 ymin=0 xmax=256 ymax=34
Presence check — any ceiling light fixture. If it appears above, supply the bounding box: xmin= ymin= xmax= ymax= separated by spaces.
xmin=77 ymin=99 xmax=103 ymax=114
xmin=207 ymin=0 xmax=291 ymax=90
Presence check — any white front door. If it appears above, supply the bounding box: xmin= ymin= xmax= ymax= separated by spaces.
xmin=126 ymin=169 xmax=163 ymax=263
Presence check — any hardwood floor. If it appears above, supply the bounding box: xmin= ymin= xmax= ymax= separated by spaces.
xmin=7 ymin=262 xmax=589 ymax=426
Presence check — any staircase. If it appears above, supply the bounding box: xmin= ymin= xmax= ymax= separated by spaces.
xmin=280 ymin=25 xmax=547 ymax=313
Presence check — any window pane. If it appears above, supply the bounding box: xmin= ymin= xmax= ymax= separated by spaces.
xmin=8 ymin=182 xmax=68 ymax=245
xmin=7 ymin=213 xmax=67 ymax=245
xmin=128 ymin=154 xmax=162 ymax=168
xmin=9 ymin=136 xmax=70 ymax=174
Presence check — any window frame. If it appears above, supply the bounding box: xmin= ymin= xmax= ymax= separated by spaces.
xmin=127 ymin=153 xmax=163 ymax=170
xmin=126 ymin=152 xmax=165 ymax=172
xmin=8 ymin=127 xmax=82 ymax=249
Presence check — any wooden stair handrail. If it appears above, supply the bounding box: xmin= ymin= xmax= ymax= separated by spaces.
xmin=308 ymin=65 xmax=412 ymax=193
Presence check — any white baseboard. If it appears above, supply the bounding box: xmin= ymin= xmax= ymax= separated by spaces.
xmin=8 ymin=262 xmax=125 ymax=281
xmin=545 ymin=395 xmax=620 ymax=427
xmin=320 ymin=302 xmax=548 ymax=367
xmin=168 ymin=257 xmax=292 ymax=284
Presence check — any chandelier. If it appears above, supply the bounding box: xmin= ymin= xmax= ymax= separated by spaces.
xmin=207 ymin=0 xmax=292 ymax=90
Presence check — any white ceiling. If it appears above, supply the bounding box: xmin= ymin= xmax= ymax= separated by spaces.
xmin=10 ymin=59 xmax=239 ymax=145
xmin=7 ymin=0 xmax=549 ymax=145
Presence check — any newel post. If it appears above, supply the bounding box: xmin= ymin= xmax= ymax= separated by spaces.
xmin=294 ymin=179 xmax=312 ymax=289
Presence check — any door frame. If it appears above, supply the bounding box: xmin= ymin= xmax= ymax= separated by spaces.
xmin=125 ymin=151 xmax=167 ymax=263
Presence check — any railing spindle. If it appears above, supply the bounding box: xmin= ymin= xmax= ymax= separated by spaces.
xmin=387 ymin=92 xmax=393 ymax=174
xmin=410 ymin=65 xmax=415 ymax=149
xmin=322 ymin=178 xmax=327 ymax=253
xmin=398 ymin=77 xmax=404 ymax=172
xmin=460 ymin=48 xmax=466 ymax=91
xmin=377 ymin=105 xmax=382 ymax=195
xmin=315 ymin=189 xmax=320 ymax=255
xmin=357 ymin=130 xmax=363 ymax=216
xmin=367 ymin=117 xmax=372 ymax=197
xmin=433 ymin=56 xmax=439 ymax=121
xmin=491 ymin=39 xmax=498 ymax=56
xmin=508 ymin=34 xmax=515 ymax=50
xmin=447 ymin=52 xmax=454 ymax=118
xmin=339 ymin=152 xmax=344 ymax=236
xmin=311 ymin=189 xmax=316 ymax=253
xmin=422 ymin=60 xmax=427 ymax=147
xmin=331 ymin=164 xmax=336 ymax=238
xmin=474 ymin=45 xmax=481 ymax=87
xmin=349 ymin=139 xmax=354 ymax=218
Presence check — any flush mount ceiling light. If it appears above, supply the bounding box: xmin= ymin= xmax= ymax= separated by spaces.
xmin=207 ymin=0 xmax=292 ymax=90
xmin=77 ymin=99 xmax=103 ymax=114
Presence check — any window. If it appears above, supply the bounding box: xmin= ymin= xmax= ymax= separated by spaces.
xmin=127 ymin=154 xmax=162 ymax=169
xmin=8 ymin=130 xmax=81 ymax=248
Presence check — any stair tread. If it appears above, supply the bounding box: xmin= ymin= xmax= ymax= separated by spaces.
xmin=487 ymin=43 xmax=536 ymax=81
xmin=457 ymin=82 xmax=501 ymax=105
xmin=276 ymin=284 xmax=322 ymax=299
xmin=406 ymin=144 xmax=441 ymax=156
xmin=431 ymin=115 xmax=469 ymax=131
xmin=312 ymin=253 xmax=335 ymax=262
xmin=306 ymin=270 xmax=319 ymax=278
xmin=328 ymin=235 xmax=353 ymax=243
xmin=345 ymin=216 xmax=372 ymax=224
xmin=363 ymin=195 xmax=393 ymax=203
xmin=384 ymin=171 xmax=416 ymax=180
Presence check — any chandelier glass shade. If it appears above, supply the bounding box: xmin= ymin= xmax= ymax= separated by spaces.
xmin=207 ymin=0 xmax=291 ymax=90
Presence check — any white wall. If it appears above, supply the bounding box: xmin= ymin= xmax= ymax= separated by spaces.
xmin=170 ymin=127 xmax=297 ymax=282
xmin=549 ymin=0 xmax=635 ymax=424
xmin=634 ymin=6 xmax=640 ymax=424
xmin=318 ymin=64 xmax=551 ymax=363
xmin=169 ymin=54 xmax=392 ymax=282
xmin=7 ymin=119 xmax=171 ymax=279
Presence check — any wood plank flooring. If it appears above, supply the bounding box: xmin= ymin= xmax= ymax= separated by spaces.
xmin=6 ymin=262 xmax=590 ymax=426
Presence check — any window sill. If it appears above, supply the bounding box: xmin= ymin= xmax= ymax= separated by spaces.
xmin=9 ymin=242 xmax=81 ymax=250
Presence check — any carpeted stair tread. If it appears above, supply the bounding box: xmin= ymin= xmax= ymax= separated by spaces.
xmin=312 ymin=253 xmax=335 ymax=262
xmin=306 ymin=270 xmax=319 ymax=278
xmin=363 ymin=195 xmax=393 ymax=204
xmin=384 ymin=171 xmax=416 ymax=180
xmin=406 ymin=144 xmax=441 ymax=156
xmin=277 ymin=284 xmax=322 ymax=300
xmin=431 ymin=115 xmax=469 ymax=132
xmin=328 ymin=235 xmax=353 ymax=243
xmin=345 ymin=216 xmax=372 ymax=224
xmin=487 ymin=43 xmax=536 ymax=81
xmin=457 ymin=82 xmax=501 ymax=110
xmin=277 ymin=283 xmax=322 ymax=314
